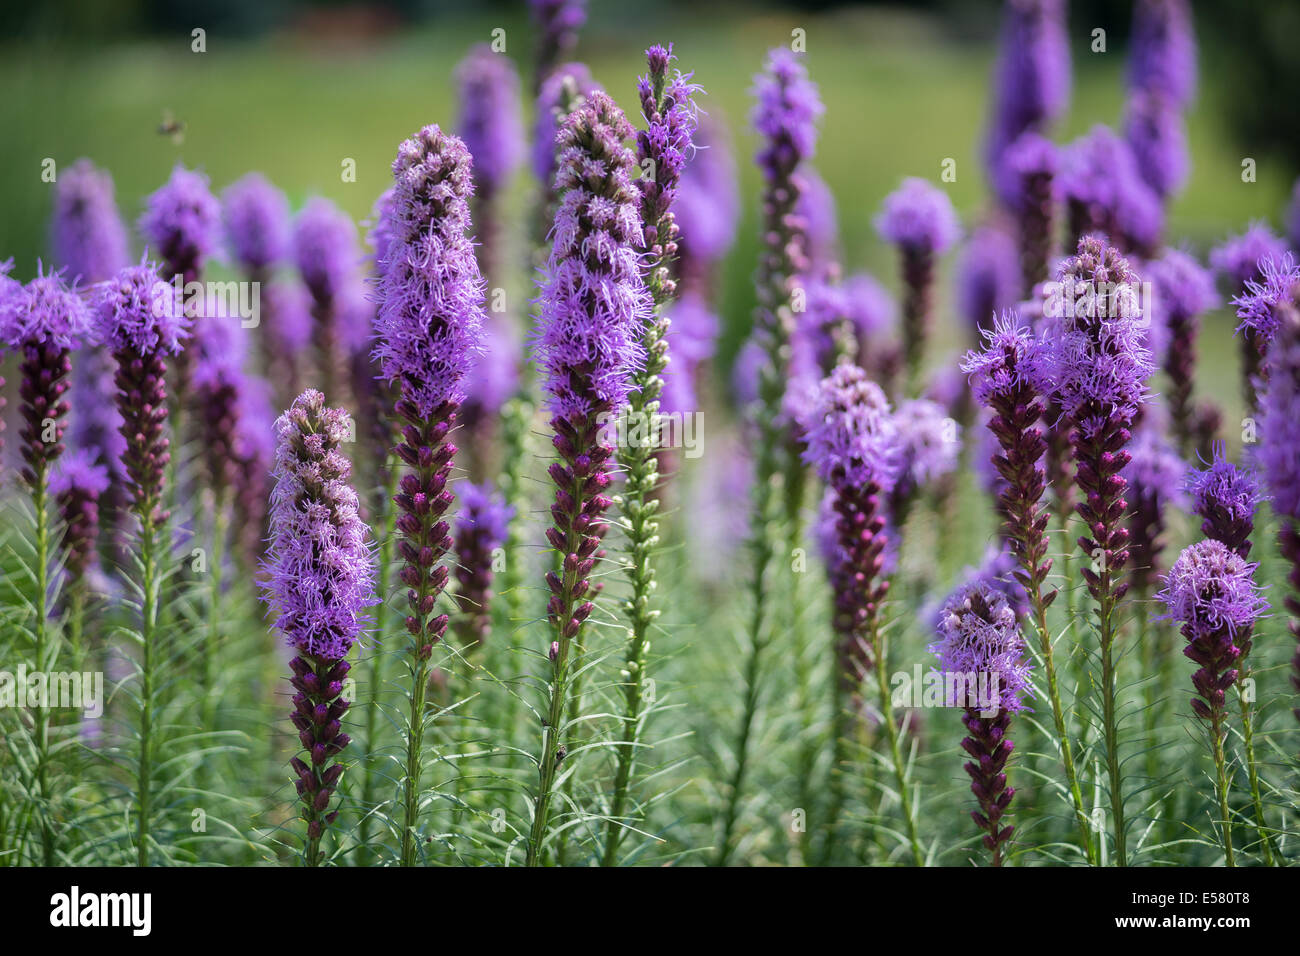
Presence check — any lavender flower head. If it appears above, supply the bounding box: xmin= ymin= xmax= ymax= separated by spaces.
xmin=0 ymin=268 xmax=92 ymax=350
xmin=263 ymin=278 xmax=314 ymax=358
xmin=1060 ymin=126 xmax=1163 ymax=251
xmin=751 ymin=48 xmax=824 ymax=183
xmin=799 ymin=364 xmax=901 ymax=490
xmin=92 ymin=260 xmax=187 ymax=356
xmin=1234 ymin=251 xmax=1300 ymax=345
xmin=636 ymin=44 xmax=700 ymax=273
xmin=50 ymin=448 xmax=111 ymax=583
xmin=962 ymin=310 xmax=1051 ymax=409
xmin=875 ymin=177 xmax=960 ymax=255
xmin=1187 ymin=441 xmax=1263 ymax=558
xmin=293 ymin=197 xmax=360 ymax=305
xmin=533 ymin=93 xmax=650 ymax=423
xmin=456 ymin=45 xmax=525 ymax=198
xmin=1257 ymin=300 xmax=1300 ymax=520
xmin=1157 ymin=539 xmax=1266 ymax=637
xmin=930 ymin=580 xmax=1033 ymax=713
xmin=531 ymin=0 xmax=587 ymax=92
xmin=1040 ymin=236 xmax=1154 ymax=435
xmin=1289 ymin=179 xmax=1300 ymax=253
xmin=797 ymin=167 xmax=840 ymax=275
xmin=1148 ymin=248 xmax=1219 ymax=343
xmin=138 ymin=164 xmax=221 ymax=281
xmin=223 ymin=172 xmax=291 ymax=274
xmin=52 ymin=158 xmax=130 ymax=284
xmin=264 ymin=389 xmax=375 ymax=660
xmin=374 ymin=126 xmax=486 ymax=417
xmin=1129 ymin=0 xmax=1197 ymax=105
xmin=1211 ymin=223 xmax=1288 ymax=293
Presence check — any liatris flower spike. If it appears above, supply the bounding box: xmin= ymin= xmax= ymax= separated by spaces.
xmin=528 ymin=91 xmax=650 ymax=866
xmin=1157 ymin=540 xmax=1266 ymax=866
xmin=1042 ymin=234 xmax=1153 ymax=866
xmin=262 ymin=389 xmax=375 ymax=866
xmin=956 ymin=222 xmax=1020 ymax=345
xmin=138 ymin=164 xmax=221 ymax=284
xmin=984 ymin=0 xmax=1070 ymax=206
xmin=1187 ymin=441 xmax=1262 ymax=560
xmin=92 ymin=259 xmax=187 ymax=866
xmin=1130 ymin=0 xmax=1197 ymax=106
xmin=714 ymin=46 xmax=821 ymax=868
xmin=373 ymin=124 xmax=486 ymax=866
xmin=453 ymin=481 xmax=513 ymax=646
xmin=293 ymin=196 xmax=361 ymax=400
xmin=1059 ymin=125 xmax=1163 ymax=255
xmin=875 ymin=177 xmax=959 ymax=394
xmin=962 ymin=310 xmax=1096 ymax=862
xmin=1123 ymin=420 xmax=1187 ymax=598
xmin=52 ymin=158 xmax=130 ymax=284
xmin=222 ymin=172 xmax=291 ymax=279
xmin=1001 ymin=132 xmax=1057 ymax=296
xmin=930 ymin=580 xmax=1032 ymax=866
xmin=49 ymin=449 xmax=110 ymax=589
xmin=1214 ymin=224 xmax=1289 ymax=408
xmin=0 ymin=268 xmax=92 ymax=490
xmin=1146 ymin=249 xmax=1218 ymax=456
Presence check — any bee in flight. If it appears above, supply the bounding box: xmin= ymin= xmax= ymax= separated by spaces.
xmin=158 ymin=110 xmax=186 ymax=145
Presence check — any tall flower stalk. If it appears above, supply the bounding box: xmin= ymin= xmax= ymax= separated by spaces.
xmin=1157 ymin=541 xmax=1266 ymax=867
xmin=875 ymin=177 xmax=959 ymax=396
xmin=1 ymin=268 xmax=91 ymax=865
xmin=602 ymin=43 xmax=697 ymax=867
xmin=262 ymin=390 xmax=376 ymax=866
xmin=529 ymin=0 xmax=586 ymax=95
xmin=1041 ymin=236 xmax=1154 ymax=866
xmin=716 ymin=48 xmax=821 ymax=866
xmin=528 ymin=91 xmax=650 ymax=866
xmin=1187 ymin=445 xmax=1274 ymax=862
xmin=294 ymin=197 xmax=362 ymax=405
xmin=92 ymin=260 xmax=189 ymax=866
xmin=797 ymin=365 xmax=921 ymax=864
xmin=1147 ymin=250 xmax=1218 ymax=458
xmin=930 ymin=581 xmax=1033 ymax=866
xmin=373 ymin=126 xmax=486 ymax=866
xmin=962 ymin=313 xmax=1095 ymax=863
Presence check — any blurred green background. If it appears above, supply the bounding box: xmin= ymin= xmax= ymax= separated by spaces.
xmin=2 ymin=0 xmax=1297 ymax=388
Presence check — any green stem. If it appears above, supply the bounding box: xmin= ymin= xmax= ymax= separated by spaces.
xmin=1209 ymin=708 xmax=1235 ymax=867
xmin=359 ymin=465 xmax=398 ymax=863
xmin=136 ymin=510 xmax=161 ymax=867
xmin=1098 ymin=586 xmax=1127 ymax=867
xmin=32 ymin=461 xmax=56 ymax=866
xmin=201 ymin=493 xmax=228 ymax=735
xmin=1237 ymin=678 xmax=1275 ymax=864
xmin=871 ymin=621 xmax=924 ymax=866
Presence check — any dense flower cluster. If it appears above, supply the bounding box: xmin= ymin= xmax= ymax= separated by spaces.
xmin=138 ymin=164 xmax=221 ymax=282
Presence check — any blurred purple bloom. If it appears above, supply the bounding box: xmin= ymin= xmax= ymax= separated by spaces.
xmin=532 ymin=62 xmax=598 ymax=186
xmin=674 ymin=112 xmax=740 ymax=271
xmin=293 ymin=197 xmax=360 ymax=305
xmin=930 ymin=580 xmax=1033 ymax=714
xmin=223 ymin=172 xmax=291 ymax=274
xmin=956 ymin=222 xmax=1021 ymax=340
xmin=875 ymin=177 xmax=959 ymax=254
xmin=1211 ymin=223 xmax=1288 ymax=293
xmin=457 ymin=45 xmax=525 ymax=197
xmin=1124 ymin=90 xmax=1189 ymax=199
xmin=1130 ymin=0 xmax=1197 ymax=105
xmin=799 ymin=364 xmax=901 ymax=490
xmin=51 ymin=159 xmax=130 ymax=284
xmin=751 ymin=48 xmax=824 ymax=183
xmin=138 ymin=164 xmax=221 ymax=282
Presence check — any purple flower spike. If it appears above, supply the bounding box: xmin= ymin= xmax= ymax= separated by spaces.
xmin=1187 ymin=441 xmax=1262 ymax=560
xmin=1234 ymin=251 xmax=1300 ymax=346
xmin=1288 ymin=179 xmax=1300 ymax=253
xmin=138 ymin=164 xmax=221 ymax=283
xmin=223 ymin=172 xmax=291 ymax=276
xmin=94 ymin=261 xmax=188 ymax=525
xmin=802 ymin=365 xmax=901 ymax=691
xmin=1211 ymin=223 xmax=1289 ymax=294
xmin=532 ymin=62 xmax=598 ymax=188
xmin=293 ymin=196 xmax=362 ymax=397
xmin=1124 ymin=90 xmax=1189 ymax=200
xmin=375 ymin=127 xmax=486 ymax=419
xmin=875 ymin=178 xmax=960 ymax=393
xmin=1130 ymin=0 xmax=1197 ymax=106
xmin=192 ymin=308 xmax=250 ymax=496
xmin=1147 ymin=249 xmax=1218 ymax=456
xmin=453 ymin=481 xmax=514 ymax=645
xmin=52 ymin=159 xmax=130 ymax=284
xmin=752 ymin=48 xmax=824 ymax=182
xmin=985 ymin=0 xmax=1070 ymax=206
xmin=957 ymin=221 xmax=1021 ymax=343
xmin=262 ymin=388 xmax=375 ymax=865
xmin=530 ymin=0 xmax=587 ymax=95
xmin=636 ymin=43 xmax=700 ymax=302
xmin=797 ymin=167 xmax=840 ymax=278
xmin=929 ymin=580 xmax=1032 ymax=866
xmin=1 ymin=268 xmax=93 ymax=487
xmin=892 ymin=397 xmax=960 ymax=506
xmin=50 ymin=448 xmax=110 ymax=585
xmin=456 ymin=45 xmax=525 ymax=200
xmin=1157 ymin=540 xmax=1264 ymax=715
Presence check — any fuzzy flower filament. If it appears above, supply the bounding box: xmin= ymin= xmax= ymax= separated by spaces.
xmin=263 ymin=390 xmax=375 ymax=865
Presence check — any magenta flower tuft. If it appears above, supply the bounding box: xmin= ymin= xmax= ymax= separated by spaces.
xmin=138 ymin=164 xmax=221 ymax=282
xmin=1234 ymin=251 xmax=1300 ymax=345
xmin=799 ymin=364 xmax=901 ymax=490
xmin=223 ymin=172 xmax=291 ymax=275
xmin=1187 ymin=441 xmax=1262 ymax=560
xmin=1211 ymin=223 xmax=1288 ymax=294
xmin=52 ymin=158 xmax=130 ymax=284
